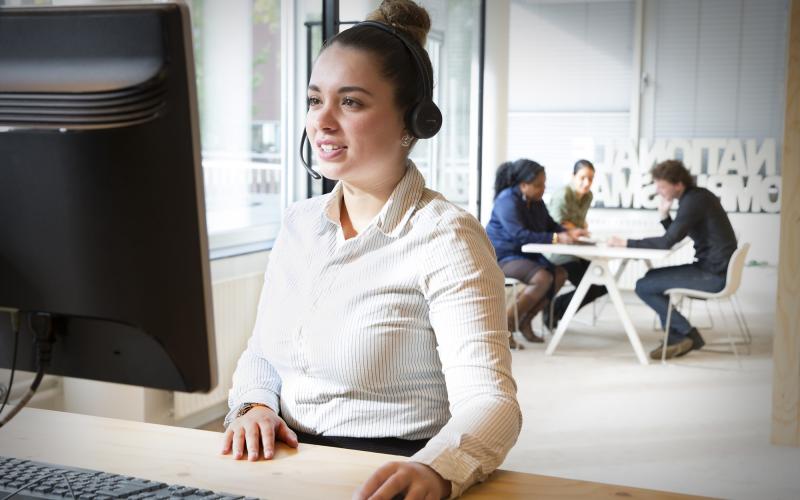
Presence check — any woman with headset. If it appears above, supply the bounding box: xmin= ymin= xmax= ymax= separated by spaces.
xmin=220 ymin=1 xmax=521 ymax=499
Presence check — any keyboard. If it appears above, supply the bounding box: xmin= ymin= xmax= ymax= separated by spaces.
xmin=0 ymin=456 xmax=260 ymax=500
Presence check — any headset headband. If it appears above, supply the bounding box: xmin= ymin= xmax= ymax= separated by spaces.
xmin=356 ymin=20 xmax=433 ymax=101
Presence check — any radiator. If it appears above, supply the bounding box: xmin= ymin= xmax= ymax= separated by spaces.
xmin=173 ymin=272 xmax=265 ymax=422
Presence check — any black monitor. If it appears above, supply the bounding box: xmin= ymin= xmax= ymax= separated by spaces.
xmin=0 ymin=2 xmax=217 ymax=394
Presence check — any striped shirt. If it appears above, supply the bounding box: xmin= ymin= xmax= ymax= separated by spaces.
xmin=227 ymin=163 xmax=522 ymax=497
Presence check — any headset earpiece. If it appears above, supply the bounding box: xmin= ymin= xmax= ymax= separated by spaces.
xmin=358 ymin=21 xmax=442 ymax=139
xmin=408 ymin=99 xmax=442 ymax=139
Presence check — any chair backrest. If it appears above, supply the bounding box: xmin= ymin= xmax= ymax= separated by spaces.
xmin=721 ymin=242 xmax=750 ymax=296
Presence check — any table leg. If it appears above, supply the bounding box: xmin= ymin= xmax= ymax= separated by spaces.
xmin=613 ymin=258 xmax=629 ymax=281
xmin=545 ymin=257 xmax=649 ymax=365
xmin=544 ymin=261 xmax=596 ymax=357
xmin=601 ymin=261 xmax=649 ymax=365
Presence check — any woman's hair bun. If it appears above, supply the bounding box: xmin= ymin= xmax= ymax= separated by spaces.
xmin=366 ymin=0 xmax=431 ymax=47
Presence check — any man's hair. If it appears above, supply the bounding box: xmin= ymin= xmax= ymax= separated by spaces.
xmin=650 ymin=159 xmax=695 ymax=188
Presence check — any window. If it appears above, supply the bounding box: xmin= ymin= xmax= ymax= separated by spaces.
xmin=647 ymin=0 xmax=787 ymax=142
xmin=189 ymin=0 xmax=284 ymax=255
xmin=412 ymin=0 xmax=483 ymax=212
xmin=303 ymin=0 xmax=484 ymax=213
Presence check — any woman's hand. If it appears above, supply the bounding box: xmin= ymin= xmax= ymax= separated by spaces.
xmin=567 ymin=228 xmax=588 ymax=240
xmin=353 ymin=461 xmax=451 ymax=500
xmin=556 ymin=231 xmax=574 ymax=244
xmin=221 ymin=406 xmax=298 ymax=461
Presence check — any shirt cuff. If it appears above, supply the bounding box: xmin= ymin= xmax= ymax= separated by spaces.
xmin=224 ymin=389 xmax=280 ymax=428
xmin=411 ymin=442 xmax=484 ymax=499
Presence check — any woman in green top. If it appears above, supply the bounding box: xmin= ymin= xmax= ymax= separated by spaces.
xmin=545 ymin=160 xmax=607 ymax=330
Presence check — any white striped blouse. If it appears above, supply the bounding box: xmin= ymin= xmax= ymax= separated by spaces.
xmin=226 ymin=163 xmax=522 ymax=497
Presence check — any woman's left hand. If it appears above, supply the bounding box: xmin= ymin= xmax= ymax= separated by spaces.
xmin=567 ymin=228 xmax=589 ymax=240
xmin=352 ymin=461 xmax=451 ymax=500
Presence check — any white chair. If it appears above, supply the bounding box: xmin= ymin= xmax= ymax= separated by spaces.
xmin=661 ymin=242 xmax=753 ymax=364
xmin=504 ymin=277 xmax=524 ymax=349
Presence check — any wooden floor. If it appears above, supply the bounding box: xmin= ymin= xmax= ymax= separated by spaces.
xmin=199 ymin=266 xmax=800 ymax=499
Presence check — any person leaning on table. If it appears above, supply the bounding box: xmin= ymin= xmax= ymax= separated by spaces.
xmin=608 ymin=159 xmax=737 ymax=360
xmin=220 ymin=1 xmax=522 ymax=499
xmin=486 ymin=158 xmax=587 ymax=345
xmin=545 ymin=159 xmax=608 ymax=331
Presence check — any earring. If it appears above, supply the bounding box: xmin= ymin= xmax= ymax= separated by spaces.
xmin=400 ymin=134 xmax=413 ymax=147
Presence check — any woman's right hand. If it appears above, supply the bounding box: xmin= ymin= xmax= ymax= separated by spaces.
xmin=556 ymin=231 xmax=574 ymax=244
xmin=221 ymin=405 xmax=298 ymax=461
xmin=567 ymin=228 xmax=589 ymax=240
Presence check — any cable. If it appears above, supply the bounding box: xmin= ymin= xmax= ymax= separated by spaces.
xmin=0 ymin=468 xmax=76 ymax=500
xmin=0 ymin=366 xmax=44 ymax=429
xmin=0 ymin=309 xmax=20 ymax=417
xmin=0 ymin=312 xmax=55 ymax=429
xmin=59 ymin=472 xmax=77 ymax=500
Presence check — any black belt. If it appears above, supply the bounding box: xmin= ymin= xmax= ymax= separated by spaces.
xmin=292 ymin=430 xmax=429 ymax=457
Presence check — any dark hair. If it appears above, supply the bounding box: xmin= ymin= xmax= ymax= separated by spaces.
xmin=324 ymin=0 xmax=432 ymax=122
xmin=494 ymin=159 xmax=545 ymax=199
xmin=573 ymin=159 xmax=595 ymax=175
xmin=650 ymin=159 xmax=695 ymax=188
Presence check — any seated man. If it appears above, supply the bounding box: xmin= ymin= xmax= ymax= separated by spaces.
xmin=609 ymin=160 xmax=737 ymax=359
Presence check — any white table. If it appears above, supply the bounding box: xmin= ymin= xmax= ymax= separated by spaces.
xmin=521 ymin=243 xmax=676 ymax=364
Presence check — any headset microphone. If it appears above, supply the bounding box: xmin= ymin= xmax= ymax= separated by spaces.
xmin=299 ymin=130 xmax=321 ymax=180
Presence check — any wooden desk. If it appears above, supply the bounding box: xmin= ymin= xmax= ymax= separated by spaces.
xmin=0 ymin=408 xmax=703 ymax=499
xmin=522 ymin=244 xmax=675 ymax=364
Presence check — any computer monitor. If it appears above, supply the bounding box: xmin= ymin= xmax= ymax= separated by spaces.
xmin=0 ymin=2 xmax=217 ymax=393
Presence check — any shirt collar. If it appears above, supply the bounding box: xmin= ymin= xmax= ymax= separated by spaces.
xmin=323 ymin=183 xmax=345 ymax=227
xmin=321 ymin=161 xmax=426 ymax=238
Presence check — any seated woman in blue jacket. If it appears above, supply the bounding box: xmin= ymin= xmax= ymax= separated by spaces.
xmin=486 ymin=159 xmax=586 ymax=343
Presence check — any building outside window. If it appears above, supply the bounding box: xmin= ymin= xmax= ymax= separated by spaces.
xmin=188 ymin=0 xmax=284 ymax=255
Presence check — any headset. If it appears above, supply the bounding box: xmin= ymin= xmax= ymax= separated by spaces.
xmin=299 ymin=20 xmax=443 ymax=180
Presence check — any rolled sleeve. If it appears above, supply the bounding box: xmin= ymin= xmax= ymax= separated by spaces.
xmin=416 ymin=211 xmax=522 ymax=497
xmin=225 ymin=210 xmax=295 ymax=427
xmin=225 ymin=332 xmax=282 ymax=427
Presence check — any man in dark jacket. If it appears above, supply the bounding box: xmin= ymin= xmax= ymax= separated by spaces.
xmin=609 ymin=160 xmax=737 ymax=359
